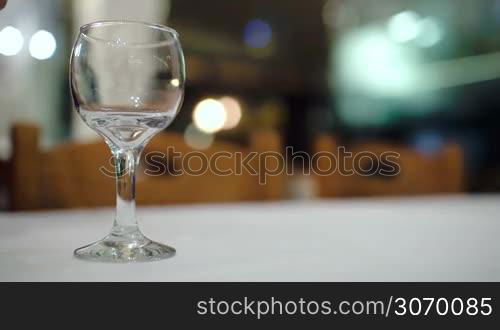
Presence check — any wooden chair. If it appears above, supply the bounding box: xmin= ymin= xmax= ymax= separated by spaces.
xmin=313 ymin=135 xmax=464 ymax=198
xmin=8 ymin=123 xmax=285 ymax=211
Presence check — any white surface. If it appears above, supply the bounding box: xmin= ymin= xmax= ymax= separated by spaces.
xmin=0 ymin=195 xmax=499 ymax=282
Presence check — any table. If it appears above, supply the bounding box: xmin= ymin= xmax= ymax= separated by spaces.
xmin=0 ymin=195 xmax=499 ymax=281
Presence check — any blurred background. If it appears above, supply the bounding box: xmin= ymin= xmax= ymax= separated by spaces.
xmin=1 ymin=0 xmax=500 ymax=211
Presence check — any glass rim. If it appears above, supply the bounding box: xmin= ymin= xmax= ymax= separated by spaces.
xmin=79 ymin=20 xmax=179 ymax=47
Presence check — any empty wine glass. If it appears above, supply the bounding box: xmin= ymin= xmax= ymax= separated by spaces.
xmin=70 ymin=21 xmax=185 ymax=262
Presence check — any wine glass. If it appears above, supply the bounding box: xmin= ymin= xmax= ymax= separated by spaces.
xmin=70 ymin=21 xmax=185 ymax=262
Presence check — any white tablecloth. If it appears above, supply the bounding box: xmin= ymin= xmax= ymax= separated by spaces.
xmin=0 ymin=195 xmax=499 ymax=281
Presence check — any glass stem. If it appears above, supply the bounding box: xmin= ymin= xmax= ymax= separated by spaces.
xmin=111 ymin=147 xmax=142 ymax=236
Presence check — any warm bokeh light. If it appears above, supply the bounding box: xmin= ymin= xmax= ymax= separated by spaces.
xmin=193 ymin=98 xmax=227 ymax=134
xmin=171 ymin=78 xmax=180 ymax=87
xmin=29 ymin=30 xmax=57 ymax=60
xmin=184 ymin=123 xmax=214 ymax=150
xmin=0 ymin=26 xmax=24 ymax=56
xmin=219 ymin=96 xmax=242 ymax=130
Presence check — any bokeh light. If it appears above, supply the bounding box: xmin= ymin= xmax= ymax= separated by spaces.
xmin=337 ymin=29 xmax=417 ymax=98
xmin=193 ymin=98 xmax=227 ymax=134
xmin=387 ymin=11 xmax=421 ymax=43
xmin=415 ymin=17 xmax=443 ymax=48
xmin=29 ymin=30 xmax=57 ymax=60
xmin=412 ymin=131 xmax=444 ymax=156
xmin=171 ymin=78 xmax=180 ymax=87
xmin=0 ymin=26 xmax=24 ymax=56
xmin=219 ymin=96 xmax=242 ymax=130
xmin=243 ymin=19 xmax=272 ymax=48
xmin=184 ymin=123 xmax=214 ymax=150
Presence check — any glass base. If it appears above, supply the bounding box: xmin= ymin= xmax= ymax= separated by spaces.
xmin=74 ymin=228 xmax=175 ymax=263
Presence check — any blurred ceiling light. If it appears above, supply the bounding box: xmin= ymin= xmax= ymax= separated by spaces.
xmin=387 ymin=11 xmax=421 ymax=43
xmin=415 ymin=17 xmax=443 ymax=48
xmin=219 ymin=96 xmax=242 ymax=130
xmin=419 ymin=51 xmax=500 ymax=90
xmin=184 ymin=123 xmax=214 ymax=150
xmin=171 ymin=78 xmax=180 ymax=87
xmin=29 ymin=30 xmax=57 ymax=60
xmin=193 ymin=98 xmax=227 ymax=134
xmin=0 ymin=26 xmax=24 ymax=56
xmin=243 ymin=19 xmax=272 ymax=48
xmin=337 ymin=29 xmax=417 ymax=97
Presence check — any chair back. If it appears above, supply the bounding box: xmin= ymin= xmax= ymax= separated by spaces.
xmin=313 ymin=135 xmax=464 ymax=197
xmin=8 ymin=123 xmax=285 ymax=210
